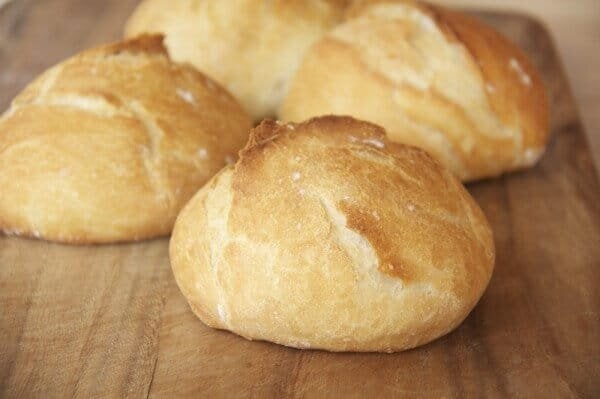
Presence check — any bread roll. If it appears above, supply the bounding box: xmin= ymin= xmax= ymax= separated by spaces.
xmin=170 ymin=115 xmax=495 ymax=352
xmin=0 ymin=35 xmax=252 ymax=244
xmin=280 ymin=0 xmax=549 ymax=181
xmin=124 ymin=0 xmax=348 ymax=121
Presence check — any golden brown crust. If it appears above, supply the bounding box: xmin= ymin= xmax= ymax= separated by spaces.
xmin=125 ymin=0 xmax=349 ymax=121
xmin=338 ymin=200 xmax=418 ymax=281
xmin=280 ymin=0 xmax=549 ymax=181
xmin=170 ymin=115 xmax=495 ymax=352
xmin=0 ymin=35 xmax=252 ymax=243
xmin=430 ymin=5 xmax=550 ymax=150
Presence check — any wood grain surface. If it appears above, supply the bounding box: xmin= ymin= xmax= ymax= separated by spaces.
xmin=0 ymin=1 xmax=599 ymax=398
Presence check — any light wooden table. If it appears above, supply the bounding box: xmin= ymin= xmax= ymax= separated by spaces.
xmin=437 ymin=0 xmax=600 ymax=172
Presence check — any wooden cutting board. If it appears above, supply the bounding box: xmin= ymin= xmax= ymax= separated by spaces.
xmin=0 ymin=1 xmax=599 ymax=397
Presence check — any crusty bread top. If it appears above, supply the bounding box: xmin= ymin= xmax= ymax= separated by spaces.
xmin=170 ymin=115 xmax=495 ymax=351
xmin=236 ymin=116 xmax=493 ymax=286
xmin=0 ymin=35 xmax=252 ymax=243
xmin=125 ymin=0 xmax=349 ymax=121
xmin=280 ymin=0 xmax=549 ymax=181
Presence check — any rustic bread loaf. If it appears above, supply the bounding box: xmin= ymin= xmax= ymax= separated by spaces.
xmin=125 ymin=0 xmax=348 ymax=121
xmin=170 ymin=115 xmax=495 ymax=352
xmin=280 ymin=0 xmax=549 ymax=181
xmin=0 ymin=35 xmax=252 ymax=243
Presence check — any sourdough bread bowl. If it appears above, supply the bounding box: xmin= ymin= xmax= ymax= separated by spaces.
xmin=280 ymin=0 xmax=549 ymax=181
xmin=169 ymin=115 xmax=495 ymax=352
xmin=0 ymin=35 xmax=252 ymax=243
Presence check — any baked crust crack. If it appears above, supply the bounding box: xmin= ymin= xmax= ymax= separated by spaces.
xmin=125 ymin=100 xmax=171 ymax=206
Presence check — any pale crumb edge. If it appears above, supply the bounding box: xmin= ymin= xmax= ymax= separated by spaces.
xmin=202 ymin=322 xmax=441 ymax=353
xmin=0 ymin=225 xmax=170 ymax=244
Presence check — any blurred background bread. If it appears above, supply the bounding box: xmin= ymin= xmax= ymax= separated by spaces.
xmin=125 ymin=0 xmax=348 ymax=121
xmin=280 ymin=0 xmax=550 ymax=181
xmin=170 ymin=115 xmax=495 ymax=352
xmin=0 ymin=35 xmax=252 ymax=244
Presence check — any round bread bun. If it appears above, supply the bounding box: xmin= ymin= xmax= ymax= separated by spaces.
xmin=170 ymin=115 xmax=495 ymax=352
xmin=124 ymin=0 xmax=348 ymax=121
xmin=0 ymin=35 xmax=252 ymax=244
xmin=280 ymin=0 xmax=549 ymax=181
